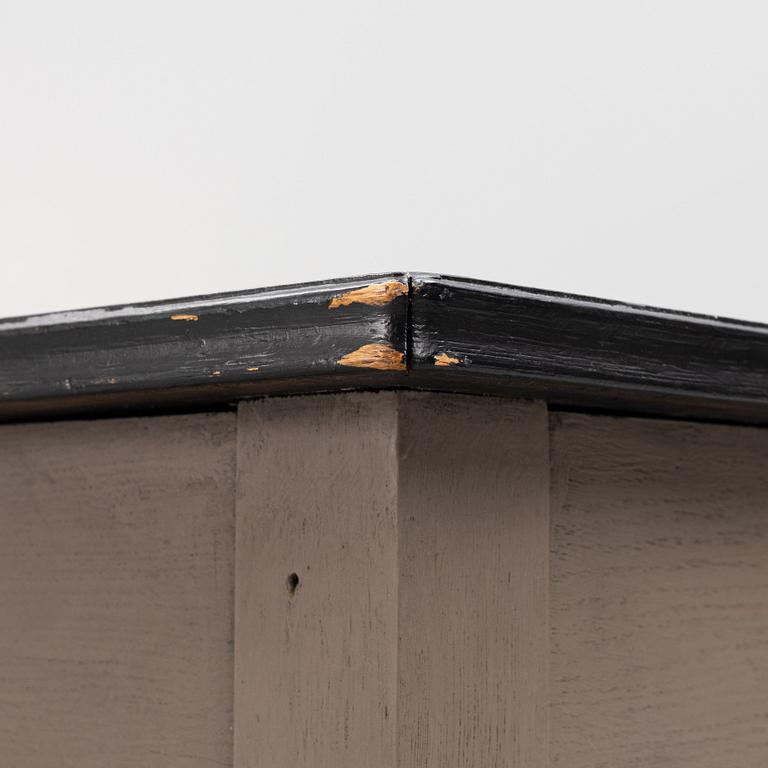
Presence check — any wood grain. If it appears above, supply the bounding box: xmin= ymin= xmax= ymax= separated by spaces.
xmin=234 ymin=392 xmax=550 ymax=768
xmin=0 ymin=413 xmax=236 ymax=768
xmin=234 ymin=393 xmax=400 ymax=768
xmin=6 ymin=391 xmax=765 ymax=767
xmin=550 ymin=412 xmax=768 ymax=767
xmin=4 ymin=272 xmax=768 ymax=425
xmin=408 ymin=275 xmax=768 ymax=425
xmin=0 ymin=274 xmax=409 ymax=422
xmin=397 ymin=393 xmax=550 ymax=768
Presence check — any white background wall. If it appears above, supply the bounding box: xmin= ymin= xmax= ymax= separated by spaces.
xmin=1 ymin=1 xmax=766 ymax=321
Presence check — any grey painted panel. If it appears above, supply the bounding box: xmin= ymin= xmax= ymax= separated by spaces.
xmin=235 ymin=393 xmax=400 ymax=768
xmin=397 ymin=393 xmax=550 ymax=768
xmin=550 ymin=412 xmax=768 ymax=767
xmin=0 ymin=413 xmax=236 ymax=767
xmin=234 ymin=392 xmax=550 ymax=768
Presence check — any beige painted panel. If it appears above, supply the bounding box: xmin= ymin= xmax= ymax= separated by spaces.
xmin=397 ymin=394 xmax=550 ymax=768
xmin=235 ymin=392 xmax=550 ymax=768
xmin=550 ymin=412 xmax=768 ymax=767
xmin=234 ymin=393 xmax=400 ymax=768
xmin=0 ymin=413 xmax=236 ymax=768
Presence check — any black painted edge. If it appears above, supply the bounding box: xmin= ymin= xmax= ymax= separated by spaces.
xmin=408 ymin=274 xmax=768 ymax=424
xmin=0 ymin=273 xmax=411 ymax=421
xmin=1 ymin=271 xmax=767 ymax=424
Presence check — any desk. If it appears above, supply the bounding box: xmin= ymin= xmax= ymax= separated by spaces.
xmin=1 ymin=274 xmax=767 ymax=767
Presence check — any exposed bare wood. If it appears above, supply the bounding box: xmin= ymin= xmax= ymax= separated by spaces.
xmin=328 ymin=279 xmax=408 ymax=309
xmin=336 ymin=342 xmax=406 ymax=371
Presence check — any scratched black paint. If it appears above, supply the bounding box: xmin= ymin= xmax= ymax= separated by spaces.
xmin=1 ymin=272 xmax=767 ymax=424
xmin=408 ymin=275 xmax=768 ymax=424
xmin=0 ymin=274 xmax=409 ymax=420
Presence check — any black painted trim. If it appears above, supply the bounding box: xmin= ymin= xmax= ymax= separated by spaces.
xmin=2 ymin=272 xmax=767 ymax=424
xmin=408 ymin=275 xmax=768 ymax=425
xmin=0 ymin=274 xmax=409 ymax=421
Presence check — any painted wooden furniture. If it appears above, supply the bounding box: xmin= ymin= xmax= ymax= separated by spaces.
xmin=1 ymin=274 xmax=767 ymax=767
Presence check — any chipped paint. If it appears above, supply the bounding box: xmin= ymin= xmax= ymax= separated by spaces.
xmin=171 ymin=313 xmax=199 ymax=321
xmin=93 ymin=377 xmax=118 ymax=385
xmin=328 ymin=280 xmax=407 ymax=309
xmin=210 ymin=370 xmax=222 ymax=377
xmin=245 ymin=367 xmax=260 ymax=372
xmin=434 ymin=352 xmax=462 ymax=367
xmin=337 ymin=343 xmax=406 ymax=371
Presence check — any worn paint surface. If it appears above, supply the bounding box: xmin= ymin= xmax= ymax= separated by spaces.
xmin=408 ymin=275 xmax=768 ymax=424
xmin=0 ymin=273 xmax=409 ymax=422
xmin=328 ymin=280 xmax=408 ymax=309
xmin=3 ymin=271 xmax=768 ymax=425
xmin=337 ymin=343 xmax=406 ymax=371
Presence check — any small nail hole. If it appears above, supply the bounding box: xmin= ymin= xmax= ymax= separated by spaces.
xmin=286 ymin=572 xmax=300 ymax=596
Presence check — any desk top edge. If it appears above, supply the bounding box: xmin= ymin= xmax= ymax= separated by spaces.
xmin=1 ymin=272 xmax=766 ymax=425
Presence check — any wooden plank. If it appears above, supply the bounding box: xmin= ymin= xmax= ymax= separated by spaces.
xmin=408 ymin=275 xmax=768 ymax=425
xmin=234 ymin=393 xmax=400 ymax=768
xmin=0 ymin=412 xmax=237 ymax=767
xmin=4 ymin=272 xmax=768 ymax=425
xmin=0 ymin=274 xmax=409 ymax=422
xmin=234 ymin=392 xmax=550 ymax=768
xmin=550 ymin=412 xmax=768 ymax=767
xmin=397 ymin=393 xmax=550 ymax=768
